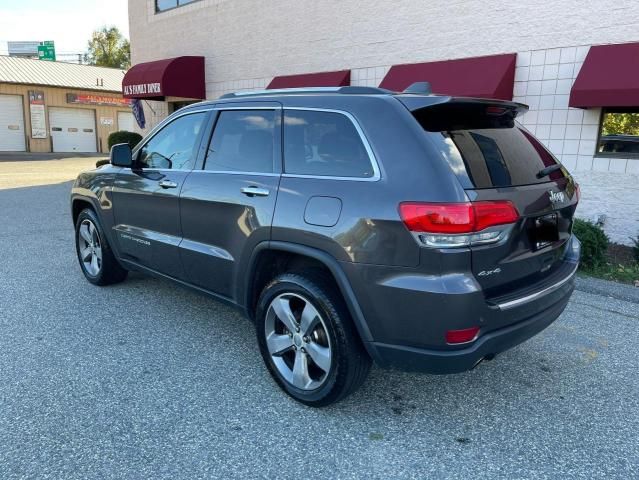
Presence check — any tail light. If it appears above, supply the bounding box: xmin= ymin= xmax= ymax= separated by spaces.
xmin=399 ymin=201 xmax=519 ymax=248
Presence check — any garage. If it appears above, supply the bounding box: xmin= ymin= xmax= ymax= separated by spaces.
xmin=49 ymin=108 xmax=97 ymax=153
xmin=0 ymin=94 xmax=26 ymax=152
xmin=117 ymin=111 xmax=135 ymax=132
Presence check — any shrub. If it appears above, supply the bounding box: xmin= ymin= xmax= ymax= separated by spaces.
xmin=108 ymin=130 xmax=143 ymax=150
xmin=631 ymin=235 xmax=639 ymax=264
xmin=573 ymin=219 xmax=609 ymax=269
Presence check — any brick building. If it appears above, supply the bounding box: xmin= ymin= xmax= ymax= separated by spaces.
xmin=126 ymin=0 xmax=639 ymax=244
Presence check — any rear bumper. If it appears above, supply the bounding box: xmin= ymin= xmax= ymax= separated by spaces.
xmin=343 ymin=236 xmax=580 ymax=374
xmin=369 ymin=281 xmax=572 ymax=373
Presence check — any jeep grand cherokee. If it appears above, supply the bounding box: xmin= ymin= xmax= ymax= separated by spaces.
xmin=71 ymin=85 xmax=580 ymax=406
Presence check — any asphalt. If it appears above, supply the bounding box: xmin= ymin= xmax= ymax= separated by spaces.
xmin=0 ymin=158 xmax=638 ymax=479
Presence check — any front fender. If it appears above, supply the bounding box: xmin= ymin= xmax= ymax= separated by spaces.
xmin=70 ymin=167 xmax=119 ymax=248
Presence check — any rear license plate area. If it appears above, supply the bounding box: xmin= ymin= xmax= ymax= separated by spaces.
xmin=532 ymin=213 xmax=559 ymax=250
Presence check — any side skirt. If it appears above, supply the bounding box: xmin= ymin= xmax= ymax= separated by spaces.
xmin=120 ymin=258 xmax=246 ymax=316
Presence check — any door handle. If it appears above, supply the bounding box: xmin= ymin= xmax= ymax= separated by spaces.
xmin=158 ymin=180 xmax=178 ymax=189
xmin=241 ymin=186 xmax=270 ymax=197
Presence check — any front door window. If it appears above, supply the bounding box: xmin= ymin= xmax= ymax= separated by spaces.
xmin=138 ymin=112 xmax=207 ymax=170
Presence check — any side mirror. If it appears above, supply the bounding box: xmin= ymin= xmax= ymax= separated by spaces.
xmin=110 ymin=143 xmax=133 ymax=167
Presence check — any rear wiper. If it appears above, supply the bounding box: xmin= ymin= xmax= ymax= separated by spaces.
xmin=536 ymin=164 xmax=563 ymax=179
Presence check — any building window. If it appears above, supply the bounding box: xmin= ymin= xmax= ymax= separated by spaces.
xmin=156 ymin=0 xmax=200 ymax=13
xmin=597 ymin=108 xmax=639 ymax=157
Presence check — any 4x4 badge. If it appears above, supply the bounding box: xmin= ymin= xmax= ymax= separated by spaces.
xmin=549 ymin=191 xmax=565 ymax=204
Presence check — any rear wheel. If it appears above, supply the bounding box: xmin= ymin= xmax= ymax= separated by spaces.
xmin=256 ymin=272 xmax=371 ymax=407
xmin=75 ymin=208 xmax=127 ymax=286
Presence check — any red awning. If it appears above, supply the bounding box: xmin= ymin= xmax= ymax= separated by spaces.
xmin=122 ymin=56 xmax=205 ymax=100
xmin=569 ymin=42 xmax=639 ymax=108
xmin=379 ymin=54 xmax=517 ymax=100
xmin=267 ymin=70 xmax=350 ymax=89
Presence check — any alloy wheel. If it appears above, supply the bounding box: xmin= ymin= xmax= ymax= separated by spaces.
xmin=78 ymin=219 xmax=102 ymax=277
xmin=265 ymin=293 xmax=333 ymax=390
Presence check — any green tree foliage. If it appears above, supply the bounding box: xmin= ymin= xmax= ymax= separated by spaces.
xmin=601 ymin=112 xmax=639 ymax=136
xmin=86 ymin=27 xmax=131 ymax=69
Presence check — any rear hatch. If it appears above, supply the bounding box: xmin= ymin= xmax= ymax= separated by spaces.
xmin=403 ymin=96 xmax=579 ymax=298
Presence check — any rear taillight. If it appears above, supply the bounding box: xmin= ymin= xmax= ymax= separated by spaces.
xmin=399 ymin=201 xmax=519 ymax=248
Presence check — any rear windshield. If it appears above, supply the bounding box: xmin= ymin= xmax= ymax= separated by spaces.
xmin=413 ymin=104 xmax=565 ymax=189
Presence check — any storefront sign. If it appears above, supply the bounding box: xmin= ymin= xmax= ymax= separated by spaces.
xmin=67 ymin=93 xmax=133 ymax=107
xmin=100 ymin=117 xmax=114 ymax=126
xmin=123 ymin=83 xmax=162 ymax=97
xmin=28 ymin=90 xmax=47 ymax=139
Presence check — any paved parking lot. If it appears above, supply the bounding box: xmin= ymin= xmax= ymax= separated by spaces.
xmin=0 ymin=158 xmax=638 ymax=479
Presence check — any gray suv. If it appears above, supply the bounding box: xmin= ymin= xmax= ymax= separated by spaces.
xmin=71 ymin=86 xmax=580 ymax=406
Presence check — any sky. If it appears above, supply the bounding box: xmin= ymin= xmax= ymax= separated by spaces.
xmin=0 ymin=0 xmax=129 ymax=57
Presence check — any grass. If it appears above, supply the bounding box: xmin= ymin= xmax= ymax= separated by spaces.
xmin=579 ymin=262 xmax=639 ymax=285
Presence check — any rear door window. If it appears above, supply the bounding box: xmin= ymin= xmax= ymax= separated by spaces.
xmin=204 ymin=110 xmax=276 ymax=173
xmin=283 ymin=110 xmax=375 ymax=178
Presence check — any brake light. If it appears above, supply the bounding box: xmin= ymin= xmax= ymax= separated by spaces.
xmin=473 ymin=201 xmax=520 ymax=231
xmin=399 ymin=201 xmax=519 ymax=234
xmin=446 ymin=327 xmax=480 ymax=344
xmin=400 ymin=203 xmax=474 ymax=234
xmin=399 ymin=201 xmax=519 ymax=248
xmin=486 ymin=106 xmax=507 ymax=115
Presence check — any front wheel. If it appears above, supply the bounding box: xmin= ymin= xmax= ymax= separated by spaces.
xmin=256 ymin=272 xmax=371 ymax=407
xmin=75 ymin=208 xmax=127 ymax=286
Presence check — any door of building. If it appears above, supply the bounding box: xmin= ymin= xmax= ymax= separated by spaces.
xmin=0 ymin=94 xmax=26 ymax=152
xmin=117 ymin=111 xmax=135 ymax=132
xmin=49 ymin=107 xmax=97 ymax=153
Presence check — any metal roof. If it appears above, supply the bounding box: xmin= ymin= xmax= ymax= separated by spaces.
xmin=0 ymin=56 xmax=125 ymax=93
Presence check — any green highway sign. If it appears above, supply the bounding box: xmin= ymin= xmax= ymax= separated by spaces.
xmin=38 ymin=41 xmax=56 ymax=61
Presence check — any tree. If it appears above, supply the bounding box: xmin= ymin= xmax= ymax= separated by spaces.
xmin=601 ymin=112 xmax=639 ymax=137
xmin=85 ymin=26 xmax=131 ymax=69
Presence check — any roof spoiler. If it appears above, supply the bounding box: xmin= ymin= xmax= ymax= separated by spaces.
xmin=400 ymin=96 xmax=529 ymax=131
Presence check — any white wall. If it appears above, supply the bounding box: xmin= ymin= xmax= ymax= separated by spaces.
xmin=129 ymin=0 xmax=639 ymax=244
xmin=510 ymin=46 xmax=639 ymax=245
xmin=129 ymin=0 xmax=639 ymax=96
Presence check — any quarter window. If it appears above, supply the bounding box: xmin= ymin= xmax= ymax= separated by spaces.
xmin=283 ymin=110 xmax=374 ymax=178
xmin=204 ymin=110 xmax=276 ymax=173
xmin=597 ymin=109 xmax=639 ymax=156
xmin=138 ymin=112 xmax=206 ymax=170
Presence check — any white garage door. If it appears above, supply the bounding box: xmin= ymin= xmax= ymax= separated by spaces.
xmin=49 ymin=108 xmax=97 ymax=153
xmin=0 ymin=95 xmax=26 ymax=152
xmin=117 ymin=111 xmax=135 ymax=132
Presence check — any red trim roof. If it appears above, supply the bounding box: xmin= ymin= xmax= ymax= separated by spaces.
xmin=122 ymin=56 xmax=205 ymax=100
xmin=267 ymin=70 xmax=350 ymax=89
xmin=379 ymin=54 xmax=517 ymax=100
xmin=569 ymin=43 xmax=639 ymax=108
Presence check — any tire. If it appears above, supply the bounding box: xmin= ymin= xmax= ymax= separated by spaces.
xmin=75 ymin=208 xmax=128 ymax=286
xmin=256 ymin=272 xmax=371 ymax=407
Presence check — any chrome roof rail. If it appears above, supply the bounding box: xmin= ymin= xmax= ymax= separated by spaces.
xmin=219 ymin=86 xmax=392 ymax=99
